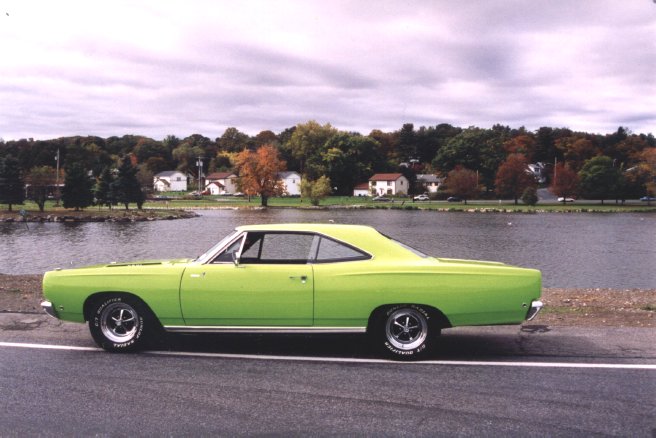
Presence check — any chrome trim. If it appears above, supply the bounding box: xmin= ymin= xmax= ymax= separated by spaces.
xmin=526 ymin=300 xmax=544 ymax=321
xmin=164 ymin=326 xmax=367 ymax=334
xmin=41 ymin=300 xmax=58 ymax=318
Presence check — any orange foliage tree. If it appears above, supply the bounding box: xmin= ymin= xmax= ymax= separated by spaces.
xmin=234 ymin=144 xmax=286 ymax=207
xmin=495 ymin=154 xmax=536 ymax=204
xmin=549 ymin=163 xmax=579 ymax=203
xmin=446 ymin=166 xmax=478 ymax=204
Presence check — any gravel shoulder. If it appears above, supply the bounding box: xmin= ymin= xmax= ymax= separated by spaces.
xmin=1 ymin=274 xmax=654 ymax=327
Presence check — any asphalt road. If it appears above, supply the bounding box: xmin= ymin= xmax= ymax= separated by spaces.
xmin=1 ymin=314 xmax=655 ymax=436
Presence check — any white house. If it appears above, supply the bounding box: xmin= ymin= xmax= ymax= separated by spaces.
xmin=352 ymin=182 xmax=370 ymax=197
xmin=369 ymin=173 xmax=409 ymax=196
xmin=416 ymin=174 xmax=443 ymax=193
xmin=153 ymin=170 xmax=187 ymax=192
xmin=277 ymin=171 xmax=302 ymax=196
xmin=205 ymin=172 xmax=238 ymax=194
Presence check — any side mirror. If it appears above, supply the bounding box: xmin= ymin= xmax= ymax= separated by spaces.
xmin=231 ymin=251 xmax=240 ymax=267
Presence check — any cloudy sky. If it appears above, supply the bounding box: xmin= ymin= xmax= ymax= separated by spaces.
xmin=1 ymin=0 xmax=654 ymax=141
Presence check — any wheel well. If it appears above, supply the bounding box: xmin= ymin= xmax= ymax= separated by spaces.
xmin=366 ymin=304 xmax=452 ymax=334
xmin=83 ymin=292 xmax=150 ymax=322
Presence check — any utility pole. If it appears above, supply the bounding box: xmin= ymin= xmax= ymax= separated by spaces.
xmin=553 ymin=157 xmax=557 ymax=187
xmin=196 ymin=156 xmax=203 ymax=194
xmin=55 ymin=148 xmax=61 ymax=207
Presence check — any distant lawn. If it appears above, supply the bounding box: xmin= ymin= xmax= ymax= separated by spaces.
xmin=3 ymin=197 xmax=655 ymax=215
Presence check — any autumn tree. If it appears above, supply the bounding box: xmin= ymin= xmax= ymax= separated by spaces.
xmin=26 ymin=166 xmax=57 ymax=212
xmin=495 ymin=154 xmax=536 ymax=204
xmin=234 ymin=144 xmax=286 ymax=207
xmin=446 ymin=167 xmax=478 ymax=204
xmin=301 ymin=175 xmax=332 ymax=206
xmin=550 ymin=163 xmax=579 ymax=203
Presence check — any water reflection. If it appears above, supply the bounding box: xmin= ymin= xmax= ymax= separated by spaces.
xmin=1 ymin=209 xmax=654 ymax=289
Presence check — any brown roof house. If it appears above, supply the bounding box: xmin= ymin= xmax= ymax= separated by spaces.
xmin=369 ymin=173 xmax=409 ymax=196
xmin=205 ymin=172 xmax=238 ymax=195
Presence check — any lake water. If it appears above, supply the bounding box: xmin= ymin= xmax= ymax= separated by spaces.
xmin=1 ymin=209 xmax=654 ymax=289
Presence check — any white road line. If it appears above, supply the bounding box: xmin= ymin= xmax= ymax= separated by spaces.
xmin=1 ymin=341 xmax=655 ymax=370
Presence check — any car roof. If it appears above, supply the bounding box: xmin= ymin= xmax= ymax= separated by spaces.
xmin=234 ymin=223 xmax=418 ymax=260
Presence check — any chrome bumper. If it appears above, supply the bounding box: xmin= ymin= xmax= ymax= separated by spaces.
xmin=526 ymin=300 xmax=543 ymax=321
xmin=41 ymin=300 xmax=58 ymax=319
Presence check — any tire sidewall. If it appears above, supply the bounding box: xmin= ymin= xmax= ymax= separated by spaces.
xmin=380 ymin=304 xmax=433 ymax=359
xmin=90 ymin=296 xmax=145 ymax=351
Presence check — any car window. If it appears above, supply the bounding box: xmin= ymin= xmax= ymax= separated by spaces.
xmin=211 ymin=236 xmax=244 ymax=263
xmin=310 ymin=236 xmax=371 ymax=263
xmin=240 ymin=232 xmax=315 ymax=264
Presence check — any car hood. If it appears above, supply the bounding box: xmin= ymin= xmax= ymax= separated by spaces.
xmin=48 ymin=259 xmax=193 ymax=272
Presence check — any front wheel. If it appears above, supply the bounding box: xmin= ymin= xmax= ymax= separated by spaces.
xmin=376 ymin=305 xmax=437 ymax=359
xmin=89 ymin=296 xmax=150 ymax=352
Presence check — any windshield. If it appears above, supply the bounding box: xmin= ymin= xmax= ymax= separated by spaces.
xmin=194 ymin=230 xmax=240 ymax=263
xmin=383 ymin=235 xmax=429 ymax=258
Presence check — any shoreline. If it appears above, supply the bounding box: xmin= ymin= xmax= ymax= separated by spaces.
xmin=0 ymin=209 xmax=198 ymax=223
xmin=1 ymin=274 xmax=653 ymax=327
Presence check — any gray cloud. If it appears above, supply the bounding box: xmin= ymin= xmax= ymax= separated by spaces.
xmin=0 ymin=0 xmax=654 ymax=141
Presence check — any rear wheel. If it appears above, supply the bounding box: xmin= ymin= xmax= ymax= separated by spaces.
xmin=376 ymin=305 xmax=437 ymax=359
xmin=89 ymin=295 xmax=152 ymax=352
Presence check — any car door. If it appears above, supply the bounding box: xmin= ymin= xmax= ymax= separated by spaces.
xmin=180 ymin=232 xmax=315 ymax=326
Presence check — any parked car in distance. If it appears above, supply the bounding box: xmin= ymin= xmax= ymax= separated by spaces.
xmin=373 ymin=196 xmax=392 ymax=202
xmin=413 ymin=194 xmax=430 ymax=201
xmin=640 ymin=196 xmax=656 ymax=202
xmin=557 ymin=197 xmax=575 ymax=202
xmin=41 ymin=223 xmax=542 ymax=359
xmin=446 ymin=196 xmax=462 ymax=202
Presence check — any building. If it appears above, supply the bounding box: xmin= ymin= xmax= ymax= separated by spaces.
xmin=153 ymin=171 xmax=187 ymax=192
xmin=369 ymin=173 xmax=409 ymax=196
xmin=416 ymin=174 xmax=443 ymax=193
xmin=277 ymin=171 xmax=302 ymax=196
xmin=352 ymin=182 xmax=370 ymax=197
xmin=205 ymin=172 xmax=238 ymax=195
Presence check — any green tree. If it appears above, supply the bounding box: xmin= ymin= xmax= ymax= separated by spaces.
xmin=62 ymin=164 xmax=94 ymax=211
xmin=494 ymin=154 xmax=536 ymax=205
xmin=217 ymin=127 xmax=251 ymax=153
xmin=301 ymin=175 xmax=332 ymax=206
xmin=94 ymin=166 xmax=115 ymax=209
xmin=433 ymin=127 xmax=507 ymax=192
xmin=521 ymin=186 xmax=538 ymax=206
xmin=286 ymin=121 xmax=337 ymax=174
xmin=112 ymin=157 xmax=145 ymax=210
xmin=26 ymin=166 xmax=57 ymax=212
xmin=578 ymin=156 xmax=622 ymax=204
xmin=0 ymin=155 xmax=25 ymax=211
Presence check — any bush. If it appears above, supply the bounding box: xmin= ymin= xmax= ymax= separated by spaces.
xmin=521 ymin=186 xmax=538 ymax=206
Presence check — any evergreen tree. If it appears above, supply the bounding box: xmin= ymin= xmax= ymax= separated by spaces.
xmin=94 ymin=166 xmax=115 ymax=209
xmin=0 ymin=155 xmax=25 ymax=211
xmin=112 ymin=157 xmax=144 ymax=210
xmin=62 ymin=164 xmax=94 ymax=211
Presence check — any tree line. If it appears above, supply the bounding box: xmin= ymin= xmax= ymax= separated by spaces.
xmin=0 ymin=121 xmax=655 ymax=210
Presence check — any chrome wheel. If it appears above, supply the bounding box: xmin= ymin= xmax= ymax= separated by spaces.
xmin=99 ymin=302 xmax=140 ymax=343
xmin=384 ymin=307 xmax=428 ymax=351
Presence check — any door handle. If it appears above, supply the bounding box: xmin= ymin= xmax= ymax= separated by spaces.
xmin=289 ymin=275 xmax=308 ymax=284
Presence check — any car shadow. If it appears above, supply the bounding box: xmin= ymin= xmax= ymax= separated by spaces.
xmin=156 ymin=325 xmax=608 ymax=362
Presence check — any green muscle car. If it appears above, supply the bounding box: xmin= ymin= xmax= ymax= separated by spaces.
xmin=42 ymin=223 xmax=542 ymax=359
